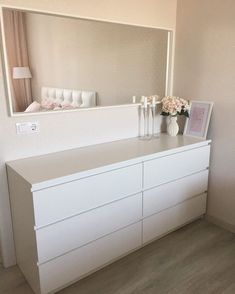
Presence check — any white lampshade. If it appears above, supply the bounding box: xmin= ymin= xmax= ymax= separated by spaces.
xmin=13 ymin=67 xmax=32 ymax=79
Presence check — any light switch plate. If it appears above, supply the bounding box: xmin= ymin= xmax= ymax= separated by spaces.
xmin=16 ymin=122 xmax=40 ymax=135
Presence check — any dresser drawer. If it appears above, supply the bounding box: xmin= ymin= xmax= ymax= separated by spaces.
xmin=36 ymin=193 xmax=142 ymax=263
xmin=33 ymin=163 xmax=142 ymax=227
xmin=143 ymin=193 xmax=207 ymax=244
xmin=143 ymin=145 xmax=210 ymax=189
xmin=143 ymin=170 xmax=208 ymax=217
xmin=39 ymin=222 xmax=142 ymax=294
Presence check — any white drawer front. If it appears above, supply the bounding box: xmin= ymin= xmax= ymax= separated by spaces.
xmin=144 ymin=145 xmax=210 ymax=189
xmin=39 ymin=222 xmax=142 ymax=294
xmin=36 ymin=194 xmax=142 ymax=263
xmin=33 ymin=163 xmax=142 ymax=227
xmin=143 ymin=170 xmax=208 ymax=217
xmin=143 ymin=193 xmax=207 ymax=244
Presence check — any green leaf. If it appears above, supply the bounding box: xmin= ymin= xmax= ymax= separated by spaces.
xmin=184 ymin=111 xmax=189 ymax=118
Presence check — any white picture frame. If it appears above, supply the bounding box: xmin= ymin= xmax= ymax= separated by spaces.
xmin=184 ymin=100 xmax=213 ymax=139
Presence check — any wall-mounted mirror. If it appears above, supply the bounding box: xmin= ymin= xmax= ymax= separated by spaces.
xmin=0 ymin=7 xmax=172 ymax=116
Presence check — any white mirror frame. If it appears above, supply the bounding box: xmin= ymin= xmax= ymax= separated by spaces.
xmin=0 ymin=5 xmax=174 ymax=117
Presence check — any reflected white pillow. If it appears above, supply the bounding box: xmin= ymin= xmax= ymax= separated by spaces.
xmin=71 ymin=91 xmax=82 ymax=108
xmin=24 ymin=101 xmax=41 ymax=112
xmin=80 ymin=92 xmax=95 ymax=108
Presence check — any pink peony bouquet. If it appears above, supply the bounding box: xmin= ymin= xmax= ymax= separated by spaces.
xmin=161 ymin=96 xmax=190 ymax=117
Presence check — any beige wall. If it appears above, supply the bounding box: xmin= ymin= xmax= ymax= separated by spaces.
xmin=25 ymin=12 xmax=168 ymax=106
xmin=0 ymin=0 xmax=177 ymax=267
xmin=1 ymin=0 xmax=177 ymax=29
xmin=174 ymin=0 xmax=235 ymax=228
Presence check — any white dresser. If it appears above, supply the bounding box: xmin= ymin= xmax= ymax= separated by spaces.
xmin=7 ymin=134 xmax=211 ymax=294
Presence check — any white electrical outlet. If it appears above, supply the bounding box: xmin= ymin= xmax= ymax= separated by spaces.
xmin=16 ymin=122 xmax=40 ymax=135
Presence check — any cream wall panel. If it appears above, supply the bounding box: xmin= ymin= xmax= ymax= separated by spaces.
xmin=174 ymin=0 xmax=235 ymax=228
xmin=25 ymin=13 xmax=168 ymax=105
xmin=0 ymin=0 xmax=177 ymax=30
xmin=0 ymin=0 xmax=177 ymax=266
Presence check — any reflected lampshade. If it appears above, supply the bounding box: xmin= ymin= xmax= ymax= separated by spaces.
xmin=13 ymin=67 xmax=32 ymax=79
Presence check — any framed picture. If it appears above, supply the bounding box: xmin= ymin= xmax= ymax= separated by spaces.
xmin=184 ymin=100 xmax=213 ymax=139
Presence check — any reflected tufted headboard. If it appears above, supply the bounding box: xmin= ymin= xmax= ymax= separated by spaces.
xmin=41 ymin=87 xmax=97 ymax=108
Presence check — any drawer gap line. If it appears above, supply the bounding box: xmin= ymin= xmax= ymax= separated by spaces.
xmin=34 ymin=191 xmax=142 ymax=230
xmin=37 ymin=220 xmax=142 ymax=266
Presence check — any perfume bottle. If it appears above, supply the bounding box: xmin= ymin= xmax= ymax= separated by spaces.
xmin=150 ymin=96 xmax=160 ymax=138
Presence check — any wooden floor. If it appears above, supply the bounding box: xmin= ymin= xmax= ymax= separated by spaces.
xmin=1 ymin=220 xmax=235 ymax=294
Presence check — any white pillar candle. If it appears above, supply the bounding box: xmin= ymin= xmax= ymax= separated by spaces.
xmin=132 ymin=96 xmax=136 ymax=103
xmin=152 ymin=96 xmax=156 ymax=106
xmin=144 ymin=96 xmax=148 ymax=108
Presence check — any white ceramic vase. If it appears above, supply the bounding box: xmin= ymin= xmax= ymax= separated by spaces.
xmin=167 ymin=115 xmax=179 ymax=136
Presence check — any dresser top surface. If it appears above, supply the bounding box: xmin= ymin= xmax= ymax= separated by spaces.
xmin=7 ymin=134 xmax=210 ymax=190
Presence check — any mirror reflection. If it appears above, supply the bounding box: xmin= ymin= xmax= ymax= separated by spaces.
xmin=1 ymin=8 xmax=170 ymax=114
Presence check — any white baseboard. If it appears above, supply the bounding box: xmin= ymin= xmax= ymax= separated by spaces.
xmin=206 ymin=215 xmax=235 ymax=233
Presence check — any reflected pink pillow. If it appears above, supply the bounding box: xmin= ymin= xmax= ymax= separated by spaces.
xmin=61 ymin=104 xmax=75 ymax=110
xmin=41 ymin=99 xmax=60 ymax=110
xmin=24 ymin=101 xmax=41 ymax=112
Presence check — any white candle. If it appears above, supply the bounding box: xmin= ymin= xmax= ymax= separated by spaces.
xmin=144 ymin=96 xmax=148 ymax=108
xmin=152 ymin=96 xmax=156 ymax=106
xmin=132 ymin=96 xmax=136 ymax=103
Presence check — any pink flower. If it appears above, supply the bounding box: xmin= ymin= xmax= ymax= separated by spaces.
xmin=161 ymin=96 xmax=189 ymax=115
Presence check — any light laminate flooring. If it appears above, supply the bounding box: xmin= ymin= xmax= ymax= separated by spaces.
xmin=1 ymin=220 xmax=235 ymax=294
